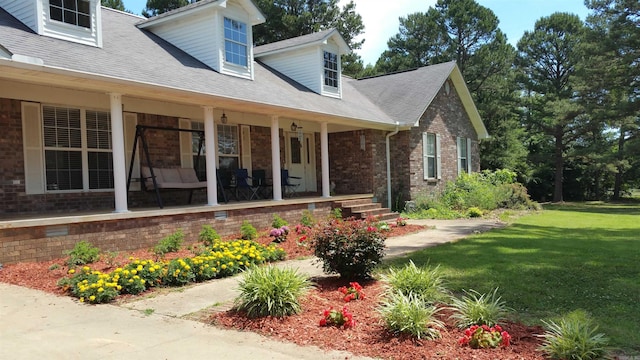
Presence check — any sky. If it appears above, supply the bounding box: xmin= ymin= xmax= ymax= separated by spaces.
xmin=122 ymin=0 xmax=590 ymax=65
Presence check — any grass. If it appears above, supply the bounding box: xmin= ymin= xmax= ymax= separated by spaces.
xmin=384 ymin=202 xmax=640 ymax=354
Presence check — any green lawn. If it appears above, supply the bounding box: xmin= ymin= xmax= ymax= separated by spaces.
xmin=385 ymin=203 xmax=640 ymax=353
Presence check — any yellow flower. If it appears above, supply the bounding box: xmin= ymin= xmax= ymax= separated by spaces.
xmin=221 ymin=264 xmax=227 ymax=270
xmin=137 ymin=265 xmax=143 ymax=271
xmin=89 ymin=295 xmax=96 ymax=301
xmin=131 ymin=270 xmax=137 ymax=275
xmin=68 ymin=269 xmax=75 ymax=274
xmin=82 ymin=266 xmax=90 ymax=272
xmin=79 ymin=297 xmax=84 ymax=303
xmin=98 ymin=287 xmax=104 ymax=293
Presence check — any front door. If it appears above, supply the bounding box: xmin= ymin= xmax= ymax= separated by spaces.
xmin=286 ymin=132 xmax=317 ymax=193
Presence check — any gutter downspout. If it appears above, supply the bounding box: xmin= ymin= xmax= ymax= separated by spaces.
xmin=385 ymin=122 xmax=400 ymax=209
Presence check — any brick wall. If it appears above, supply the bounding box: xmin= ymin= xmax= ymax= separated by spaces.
xmin=328 ymin=130 xmax=374 ymax=195
xmin=404 ymin=81 xmax=480 ymax=199
xmin=0 ymin=202 xmax=332 ymax=264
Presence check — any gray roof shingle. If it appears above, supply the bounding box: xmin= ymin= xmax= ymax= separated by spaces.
xmin=349 ymin=62 xmax=457 ymax=126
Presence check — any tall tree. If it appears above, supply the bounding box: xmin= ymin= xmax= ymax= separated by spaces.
xmin=517 ymin=13 xmax=586 ymax=202
xmin=101 ymin=0 xmax=126 ymax=11
xmin=375 ymin=0 xmax=527 ymax=175
xmin=581 ymin=0 xmax=640 ymax=198
xmin=142 ymin=0 xmax=193 ymax=18
xmin=252 ymin=0 xmax=365 ymax=77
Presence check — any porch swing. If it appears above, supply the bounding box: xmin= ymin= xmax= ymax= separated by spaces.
xmin=126 ymin=125 xmax=227 ymax=209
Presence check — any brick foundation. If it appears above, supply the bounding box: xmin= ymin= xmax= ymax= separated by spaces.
xmin=0 ymin=200 xmax=333 ymax=264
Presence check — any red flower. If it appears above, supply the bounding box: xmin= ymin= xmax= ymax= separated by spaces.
xmin=458 ymin=336 xmax=470 ymax=346
xmin=495 ymin=324 xmax=503 ymax=332
xmin=367 ymin=226 xmax=376 ymax=232
xmin=501 ymin=331 xmax=511 ymax=347
xmin=319 ymin=318 xmax=327 ymax=327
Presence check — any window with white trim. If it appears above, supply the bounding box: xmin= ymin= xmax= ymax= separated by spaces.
xmin=424 ymin=133 xmax=436 ymax=179
xmin=323 ymin=51 xmax=338 ymax=88
xmin=457 ymin=137 xmax=471 ymax=174
xmin=49 ymin=0 xmax=91 ymax=29
xmin=224 ymin=17 xmax=248 ymax=67
xmin=43 ymin=105 xmax=113 ymax=191
xmin=422 ymin=132 xmax=441 ymax=180
xmin=217 ymin=124 xmax=239 ymax=171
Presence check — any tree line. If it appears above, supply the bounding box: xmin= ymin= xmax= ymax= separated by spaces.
xmin=106 ymin=0 xmax=639 ymax=202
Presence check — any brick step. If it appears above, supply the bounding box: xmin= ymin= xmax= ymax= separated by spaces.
xmin=347 ymin=203 xmax=382 ymax=213
xmin=353 ymin=207 xmax=395 ymax=218
xmin=333 ymin=197 xmax=373 ymax=206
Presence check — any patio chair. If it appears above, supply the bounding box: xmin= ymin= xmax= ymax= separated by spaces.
xmin=281 ymin=169 xmax=301 ymax=198
xmin=235 ymin=168 xmax=260 ymax=200
xmin=252 ymin=169 xmax=271 ymax=199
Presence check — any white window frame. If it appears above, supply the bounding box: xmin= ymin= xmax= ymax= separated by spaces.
xmin=223 ymin=17 xmax=248 ymax=68
xmin=457 ymin=137 xmax=472 ymax=175
xmin=323 ymin=51 xmax=339 ymax=88
xmin=423 ymin=132 xmax=441 ymax=180
xmin=42 ymin=104 xmax=113 ymax=193
xmin=49 ymin=0 xmax=92 ymax=29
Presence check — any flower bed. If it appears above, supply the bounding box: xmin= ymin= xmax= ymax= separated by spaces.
xmin=211 ymin=278 xmax=546 ymax=360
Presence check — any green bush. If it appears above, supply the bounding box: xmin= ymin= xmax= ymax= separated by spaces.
xmin=66 ymin=240 xmax=101 ymax=266
xmin=538 ymin=310 xmax=610 ymax=360
xmin=153 ymin=230 xmax=184 ymax=257
xmin=448 ymin=288 xmax=510 ymax=328
xmin=59 ymin=267 xmax=119 ymax=304
xmin=467 ymin=207 xmax=483 ymax=218
xmin=300 ymin=210 xmax=316 ymax=227
xmin=378 ymin=292 xmax=444 ymax=340
xmin=240 ymin=221 xmax=257 ymax=240
xmin=234 ymin=266 xmax=312 ymax=318
xmin=329 ymin=207 xmax=343 ymax=220
xmin=405 ymin=170 xmax=537 ymax=219
xmin=199 ymin=225 xmax=221 ymax=246
xmin=271 ymin=214 xmax=288 ymax=228
xmin=382 ymin=261 xmax=447 ymax=304
xmin=312 ymin=219 xmax=386 ymax=279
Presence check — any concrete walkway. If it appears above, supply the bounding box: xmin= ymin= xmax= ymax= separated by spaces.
xmin=0 ymin=219 xmax=503 ymax=360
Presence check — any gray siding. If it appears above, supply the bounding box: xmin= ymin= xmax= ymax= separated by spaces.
xmin=259 ymin=47 xmax=321 ymax=93
xmin=0 ymin=0 xmax=37 ymax=31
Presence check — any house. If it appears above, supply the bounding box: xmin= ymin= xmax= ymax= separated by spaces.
xmin=0 ymin=0 xmax=488 ymax=264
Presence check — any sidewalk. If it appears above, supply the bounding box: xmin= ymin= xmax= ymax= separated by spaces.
xmin=0 ymin=219 xmax=503 ymax=360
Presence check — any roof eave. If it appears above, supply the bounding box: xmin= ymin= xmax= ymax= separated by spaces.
xmin=137 ymin=0 xmax=265 ymax=29
xmin=255 ymin=29 xmax=350 ymax=58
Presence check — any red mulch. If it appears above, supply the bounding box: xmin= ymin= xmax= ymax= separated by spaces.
xmin=213 ymin=277 xmax=546 ymax=360
xmin=0 ymin=223 xmax=547 ymax=359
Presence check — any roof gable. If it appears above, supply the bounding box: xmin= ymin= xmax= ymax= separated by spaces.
xmin=351 ymin=62 xmax=489 ymax=139
xmin=254 ymin=28 xmax=350 ymax=57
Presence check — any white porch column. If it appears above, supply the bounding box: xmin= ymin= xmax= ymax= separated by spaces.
xmin=321 ymin=122 xmax=330 ymax=198
xmin=109 ymin=93 xmax=128 ymax=213
xmin=203 ymin=106 xmax=218 ymax=206
xmin=271 ymin=115 xmax=283 ymax=201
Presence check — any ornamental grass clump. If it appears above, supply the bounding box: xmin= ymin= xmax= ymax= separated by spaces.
xmin=448 ymin=288 xmax=510 ymax=328
xmin=312 ymin=219 xmax=386 ymax=279
xmin=538 ymin=310 xmax=610 ymax=360
xmin=381 ymin=260 xmax=448 ymax=304
xmin=234 ymin=266 xmax=312 ymax=318
xmin=378 ymin=292 xmax=444 ymax=340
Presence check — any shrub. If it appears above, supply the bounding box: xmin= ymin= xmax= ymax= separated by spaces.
xmin=382 ymin=261 xmax=447 ymax=304
xmin=300 ymin=210 xmax=316 ymax=227
xmin=153 ymin=230 xmax=184 ymax=257
xmin=467 ymin=207 xmax=483 ymax=218
xmin=271 ymin=214 xmax=288 ymax=228
xmin=59 ymin=266 xmax=119 ymax=304
xmin=66 ymin=240 xmax=101 ymax=266
xmin=538 ymin=310 xmax=610 ymax=360
xmin=329 ymin=207 xmax=343 ymax=220
xmin=313 ymin=219 xmax=386 ymax=279
xmin=234 ymin=266 xmax=312 ymax=318
xmin=448 ymin=288 xmax=510 ymax=328
xmin=199 ymin=225 xmax=221 ymax=246
xmin=240 ymin=221 xmax=257 ymax=240
xmin=378 ymin=292 xmax=444 ymax=340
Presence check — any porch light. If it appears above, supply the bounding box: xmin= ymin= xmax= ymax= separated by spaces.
xmin=221 ymin=111 xmax=228 ymax=124
xmin=290 ymin=122 xmax=298 ymax=131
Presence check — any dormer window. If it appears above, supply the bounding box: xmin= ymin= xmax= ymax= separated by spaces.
xmin=224 ymin=17 xmax=248 ymax=67
xmin=323 ymin=51 xmax=338 ymax=88
xmin=49 ymin=0 xmax=91 ymax=29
